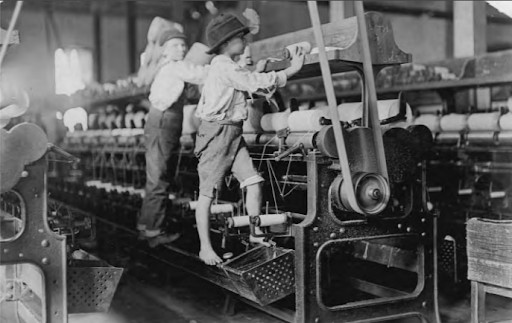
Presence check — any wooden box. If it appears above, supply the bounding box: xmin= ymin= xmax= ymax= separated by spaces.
xmin=467 ymin=218 xmax=512 ymax=288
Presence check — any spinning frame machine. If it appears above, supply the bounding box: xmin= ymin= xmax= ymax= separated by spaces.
xmin=45 ymin=2 xmax=442 ymax=322
xmin=417 ymin=97 xmax=512 ymax=288
xmin=0 ymin=4 xmax=123 ymax=323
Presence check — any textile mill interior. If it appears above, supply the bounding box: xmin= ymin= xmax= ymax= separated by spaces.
xmin=1 ymin=1 xmax=512 ymax=322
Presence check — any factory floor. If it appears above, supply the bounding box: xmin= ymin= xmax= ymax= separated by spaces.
xmin=70 ymin=263 xmax=279 ymax=323
xmin=68 ymin=260 xmax=512 ymax=323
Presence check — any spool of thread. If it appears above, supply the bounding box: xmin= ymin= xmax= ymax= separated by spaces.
xmin=283 ymin=41 xmax=312 ymax=59
xmin=260 ymin=110 xmax=290 ymax=132
xmin=287 ymin=107 xmax=329 ymax=132
xmin=228 ymin=213 xmax=288 ymax=228
xmin=259 ymin=213 xmax=288 ymax=226
xmin=243 ymin=99 xmax=264 ymax=133
xmin=258 ymin=133 xmax=280 ymax=146
xmin=229 ymin=215 xmax=250 ymax=227
xmin=133 ymin=111 xmax=146 ymax=128
xmin=115 ymin=114 xmax=124 ymax=128
xmin=414 ymin=114 xmax=441 ymax=133
xmin=491 ymin=191 xmax=506 ymax=199
xmin=499 ymin=113 xmax=512 ymax=131
xmin=124 ymin=113 xmax=133 ymax=129
xmin=285 ymin=133 xmax=316 ymax=150
xmin=458 ymin=188 xmax=473 ymax=196
xmin=436 ymin=132 xmax=461 ymax=145
xmin=337 ymin=102 xmax=363 ymax=122
xmin=468 ymin=112 xmax=500 ymax=131
xmin=210 ymin=204 xmax=235 ymax=214
xmin=243 ymin=133 xmax=259 ymax=146
xmin=188 ymin=201 xmax=234 ymax=214
xmin=182 ymin=105 xmax=200 ymax=134
xmin=440 ymin=114 xmax=468 ymax=132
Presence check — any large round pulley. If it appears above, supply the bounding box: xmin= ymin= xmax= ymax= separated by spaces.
xmin=331 ymin=172 xmax=390 ymax=216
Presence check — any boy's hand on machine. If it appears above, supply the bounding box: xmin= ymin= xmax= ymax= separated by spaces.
xmin=285 ymin=46 xmax=306 ymax=77
xmin=199 ymin=248 xmax=223 ymax=266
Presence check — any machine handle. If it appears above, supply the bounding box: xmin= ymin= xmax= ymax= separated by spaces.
xmin=47 ymin=143 xmax=80 ymax=164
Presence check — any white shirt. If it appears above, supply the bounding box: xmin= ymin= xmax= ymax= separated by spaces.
xmin=149 ymin=60 xmax=209 ymax=111
xmin=196 ymin=55 xmax=287 ymax=122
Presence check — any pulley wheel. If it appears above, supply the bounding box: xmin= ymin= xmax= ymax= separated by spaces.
xmin=331 ymin=172 xmax=390 ymax=216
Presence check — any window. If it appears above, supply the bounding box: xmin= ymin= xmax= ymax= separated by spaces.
xmin=487 ymin=1 xmax=512 ymax=18
xmin=54 ymin=48 xmax=93 ymax=95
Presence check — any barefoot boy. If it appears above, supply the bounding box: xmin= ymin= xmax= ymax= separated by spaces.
xmin=194 ymin=13 xmax=305 ymax=265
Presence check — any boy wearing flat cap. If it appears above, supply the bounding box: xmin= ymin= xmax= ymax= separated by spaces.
xmin=194 ymin=13 xmax=305 ymax=265
xmin=138 ymin=27 xmax=209 ymax=247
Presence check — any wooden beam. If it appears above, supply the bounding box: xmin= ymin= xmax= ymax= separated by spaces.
xmin=453 ymin=1 xmax=489 ymax=111
xmin=454 ymin=1 xmax=487 ymax=57
xmin=330 ymin=1 xmax=345 ymax=21
xmin=251 ymin=12 xmax=411 ymax=65
xmin=126 ymin=1 xmax=137 ymax=74
xmin=92 ymin=3 xmax=103 ymax=82
xmin=170 ymin=0 xmax=184 ymax=23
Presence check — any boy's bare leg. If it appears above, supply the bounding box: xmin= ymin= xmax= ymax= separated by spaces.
xmin=195 ymin=194 xmax=222 ymax=265
xmin=246 ymin=183 xmax=270 ymax=246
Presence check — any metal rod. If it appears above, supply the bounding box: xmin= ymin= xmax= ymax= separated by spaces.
xmin=0 ymin=1 xmax=23 ymax=68
xmin=354 ymin=1 xmax=389 ymax=179
xmin=307 ymin=1 xmax=362 ymax=214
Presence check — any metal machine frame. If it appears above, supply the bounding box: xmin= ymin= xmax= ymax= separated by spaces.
xmin=1 ymin=157 xmax=68 ymax=323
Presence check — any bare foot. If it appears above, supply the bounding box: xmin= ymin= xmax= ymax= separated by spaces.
xmin=199 ymin=248 xmax=222 ymax=266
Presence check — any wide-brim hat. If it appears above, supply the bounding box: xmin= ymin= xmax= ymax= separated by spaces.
xmin=205 ymin=13 xmax=250 ymax=55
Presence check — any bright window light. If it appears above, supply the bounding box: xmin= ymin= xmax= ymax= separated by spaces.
xmin=487 ymin=1 xmax=512 ymax=18
xmin=55 ymin=48 xmax=93 ymax=95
